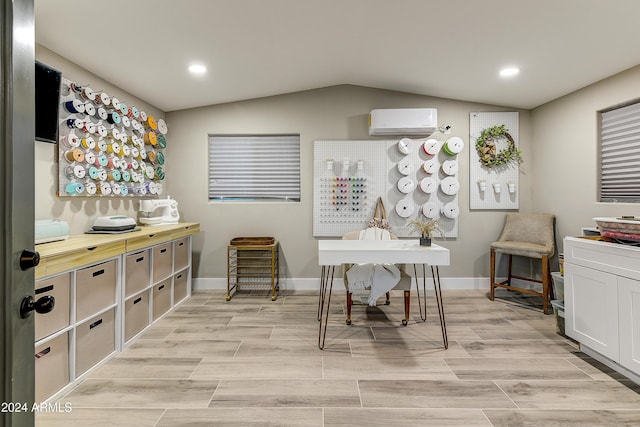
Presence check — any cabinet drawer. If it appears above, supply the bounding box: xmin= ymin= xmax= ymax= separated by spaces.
xmin=76 ymin=260 xmax=117 ymax=321
xmin=125 ymin=290 xmax=150 ymax=342
xmin=152 ymin=279 xmax=172 ymax=321
xmin=174 ymin=269 xmax=189 ymax=303
xmin=43 ymin=241 xmax=125 ymax=278
xmin=173 ymin=237 xmax=189 ymax=271
xmin=75 ymin=309 xmax=116 ymax=376
xmin=126 ymin=232 xmax=172 ymax=253
xmin=35 ymin=273 xmax=71 ymax=341
xmin=35 ymin=332 xmax=69 ymax=402
xmin=152 ymin=243 xmax=173 ymax=282
xmin=565 ymin=237 xmax=640 ymax=280
xmin=125 ymin=249 xmax=151 ymax=297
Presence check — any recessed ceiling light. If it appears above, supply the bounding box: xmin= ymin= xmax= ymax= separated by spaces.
xmin=188 ymin=64 xmax=207 ymax=75
xmin=499 ymin=67 xmax=520 ymax=77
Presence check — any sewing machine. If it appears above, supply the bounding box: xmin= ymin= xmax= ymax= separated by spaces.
xmin=139 ymin=196 xmax=180 ymax=226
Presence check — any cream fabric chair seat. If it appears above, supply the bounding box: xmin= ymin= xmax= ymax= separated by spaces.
xmin=490 ymin=241 xmax=552 ymax=258
xmin=490 ymin=213 xmax=556 ymax=314
xmin=342 ymin=230 xmax=412 ymax=326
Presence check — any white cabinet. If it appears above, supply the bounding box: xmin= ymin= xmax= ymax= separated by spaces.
xmin=34 ymin=248 xmax=121 ymax=402
xmin=121 ymin=236 xmax=192 ymax=345
xmin=34 ymin=223 xmax=198 ymax=401
xmin=564 ymin=236 xmax=640 ymax=381
xmin=619 ymin=277 xmax=640 ymax=373
xmin=565 ymin=263 xmax=619 ymax=360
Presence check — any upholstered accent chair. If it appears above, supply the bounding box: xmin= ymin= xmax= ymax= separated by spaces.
xmin=342 ymin=230 xmax=413 ymax=326
xmin=490 ymin=213 xmax=556 ymax=314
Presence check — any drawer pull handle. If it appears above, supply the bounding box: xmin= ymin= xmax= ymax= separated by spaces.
xmin=177 ymin=274 xmax=183 ymax=279
xmin=35 ymin=284 xmax=54 ymax=295
xmin=148 ymin=234 xmax=155 ymax=238
xmin=89 ymin=319 xmax=103 ymax=329
xmin=160 ymin=248 xmax=167 ymax=254
xmin=179 ymin=242 xmax=184 ymax=247
xmin=158 ymin=284 xmax=165 ymax=290
xmin=134 ymin=297 xmax=142 ymax=304
xmin=87 ymin=246 xmax=98 ymax=251
xmin=136 ymin=256 xmax=145 ymax=262
xmin=35 ymin=347 xmax=51 ymax=359
xmin=92 ymin=269 xmax=105 ymax=277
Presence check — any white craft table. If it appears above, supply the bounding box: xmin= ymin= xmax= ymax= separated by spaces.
xmin=317 ymin=240 xmax=450 ymax=350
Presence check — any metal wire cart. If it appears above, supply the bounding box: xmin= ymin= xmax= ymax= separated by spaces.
xmin=227 ymin=237 xmax=280 ymax=301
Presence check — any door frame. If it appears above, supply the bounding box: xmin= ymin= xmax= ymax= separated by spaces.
xmin=1 ymin=0 xmax=36 ymax=425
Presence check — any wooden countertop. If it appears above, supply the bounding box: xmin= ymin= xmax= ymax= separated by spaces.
xmin=35 ymin=222 xmax=199 ymax=278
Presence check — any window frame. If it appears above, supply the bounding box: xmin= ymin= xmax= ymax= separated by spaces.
xmin=208 ymin=134 xmax=301 ymax=202
xmin=598 ymin=100 xmax=640 ymax=203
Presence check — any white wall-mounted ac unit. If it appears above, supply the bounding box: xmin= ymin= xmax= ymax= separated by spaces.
xmin=368 ymin=108 xmax=437 ymax=136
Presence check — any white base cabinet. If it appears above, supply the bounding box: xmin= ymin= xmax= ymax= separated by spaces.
xmin=34 ymin=253 xmax=120 ymax=403
xmin=33 ymin=223 xmax=198 ymax=401
xmin=619 ymin=277 xmax=640 ymax=373
xmin=564 ymin=236 xmax=640 ymax=383
xmin=565 ymin=263 xmax=619 ymax=360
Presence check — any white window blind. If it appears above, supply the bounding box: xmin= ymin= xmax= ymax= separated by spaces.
xmin=600 ymin=102 xmax=640 ymax=203
xmin=208 ymin=135 xmax=300 ymax=201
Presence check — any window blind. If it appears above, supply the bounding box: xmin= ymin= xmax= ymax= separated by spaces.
xmin=600 ymin=102 xmax=640 ymax=202
xmin=208 ymin=135 xmax=300 ymax=201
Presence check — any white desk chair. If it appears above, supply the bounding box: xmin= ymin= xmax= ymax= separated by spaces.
xmin=342 ymin=230 xmax=413 ymax=326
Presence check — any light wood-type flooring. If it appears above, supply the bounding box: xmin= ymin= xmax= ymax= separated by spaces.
xmin=38 ymin=289 xmax=640 ymax=426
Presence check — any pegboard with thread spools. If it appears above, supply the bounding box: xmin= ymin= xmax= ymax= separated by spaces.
xmin=313 ymin=137 xmax=463 ymax=238
xmin=57 ymin=77 xmax=168 ymax=197
xmin=314 ymin=141 xmax=379 ymax=237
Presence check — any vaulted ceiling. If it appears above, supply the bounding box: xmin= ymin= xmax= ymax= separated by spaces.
xmin=35 ymin=0 xmax=640 ymax=112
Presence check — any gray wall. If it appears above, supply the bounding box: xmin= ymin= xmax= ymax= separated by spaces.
xmin=37 ymin=46 xmax=640 ymax=286
xmin=531 ymin=64 xmax=640 ymax=249
xmin=166 ymin=85 xmax=532 ymax=283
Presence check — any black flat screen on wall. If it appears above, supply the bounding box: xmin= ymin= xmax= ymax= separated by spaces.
xmin=35 ymin=61 xmax=62 ymax=143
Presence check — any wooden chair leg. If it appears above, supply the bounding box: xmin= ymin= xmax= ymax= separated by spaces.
xmin=403 ymin=290 xmax=410 ymax=326
xmin=542 ymin=255 xmax=550 ymax=314
xmin=547 ymin=257 xmax=555 ymax=302
xmin=490 ymin=248 xmax=496 ymax=301
xmin=346 ymin=291 xmax=352 ymax=325
xmin=506 ymin=254 xmax=513 ymax=287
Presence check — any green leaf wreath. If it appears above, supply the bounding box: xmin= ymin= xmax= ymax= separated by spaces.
xmin=475 ymin=124 xmax=522 ymax=168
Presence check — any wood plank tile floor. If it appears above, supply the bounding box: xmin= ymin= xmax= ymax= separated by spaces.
xmin=38 ymin=289 xmax=640 ymax=426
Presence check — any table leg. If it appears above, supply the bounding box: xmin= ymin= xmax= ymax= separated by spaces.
xmin=318 ymin=265 xmax=335 ymax=350
xmin=431 ymin=265 xmax=448 ymax=349
xmin=317 ymin=266 xmax=328 ymax=321
xmin=413 ymin=264 xmax=428 ymax=321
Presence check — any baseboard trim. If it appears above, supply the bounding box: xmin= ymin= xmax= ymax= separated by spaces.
xmin=192 ymin=277 xmax=491 ymax=291
xmin=581 ymin=345 xmax=640 ymax=386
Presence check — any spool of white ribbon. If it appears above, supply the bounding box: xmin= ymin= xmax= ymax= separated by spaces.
xmin=84 ymin=151 xmax=95 ymax=166
xmin=97 ymin=107 xmax=108 ymax=121
xmin=84 ymin=181 xmax=97 ymax=195
xmin=156 ymin=119 xmax=168 ymax=135
xmin=98 ymin=92 xmax=111 ymax=106
xmin=84 ymin=102 xmax=96 ymax=117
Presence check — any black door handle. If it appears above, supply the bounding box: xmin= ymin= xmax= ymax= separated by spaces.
xmin=20 ymin=295 xmax=55 ymax=319
xmin=20 ymin=249 xmax=40 ymax=271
